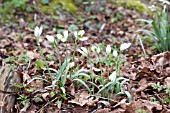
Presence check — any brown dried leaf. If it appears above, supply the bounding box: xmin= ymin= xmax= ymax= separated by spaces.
xmin=42 ymin=92 xmax=49 ymax=102
xmin=141 ymin=99 xmax=162 ymax=112
xmin=68 ymin=91 xmax=99 ymax=107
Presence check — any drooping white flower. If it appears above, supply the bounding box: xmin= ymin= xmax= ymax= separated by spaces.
xmin=68 ymin=62 xmax=75 ymax=68
xmin=46 ymin=35 xmax=54 ymax=43
xmin=159 ymin=0 xmax=170 ymax=5
xmin=74 ymin=30 xmax=88 ymax=41
xmin=113 ymin=50 xmax=118 ymax=58
xmin=91 ymin=46 xmax=100 ymax=54
xmin=34 ymin=26 xmax=43 ymax=37
xmin=106 ymin=45 xmax=111 ymax=54
xmin=66 ymin=61 xmax=74 ymax=71
xmin=57 ymin=30 xmax=68 ymax=42
xmin=78 ymin=47 xmax=88 ymax=56
xmin=148 ymin=5 xmax=157 ymax=11
xmin=120 ymin=43 xmax=131 ymax=51
xmin=109 ymin=71 xmax=117 ymax=82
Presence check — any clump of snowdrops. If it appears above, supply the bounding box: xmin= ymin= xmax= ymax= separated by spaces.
xmin=34 ymin=26 xmax=132 ymax=102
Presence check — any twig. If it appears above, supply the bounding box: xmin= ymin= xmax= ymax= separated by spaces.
xmin=154 ymin=92 xmax=169 ymax=111
xmin=36 ymin=96 xmax=58 ymax=113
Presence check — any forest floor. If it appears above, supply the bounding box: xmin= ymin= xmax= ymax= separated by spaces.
xmin=0 ymin=1 xmax=170 ymax=113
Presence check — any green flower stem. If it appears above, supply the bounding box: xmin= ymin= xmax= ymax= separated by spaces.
xmin=116 ymin=52 xmax=123 ymax=77
xmin=72 ymin=39 xmax=78 ymax=62
xmin=35 ymin=36 xmax=53 ymax=81
xmin=54 ymin=39 xmax=61 ymax=67
xmin=70 ymin=39 xmax=78 ymax=78
xmin=88 ymin=54 xmax=95 ymax=95
xmin=97 ymin=53 xmax=105 ymax=97
xmin=106 ymin=54 xmax=110 ymax=78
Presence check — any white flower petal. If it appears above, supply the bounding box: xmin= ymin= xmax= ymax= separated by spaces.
xmin=113 ymin=50 xmax=118 ymax=58
xmin=97 ymin=47 xmax=100 ymax=54
xmin=63 ymin=30 xmax=68 ymax=39
xmin=34 ymin=26 xmax=43 ymax=37
xmin=57 ymin=34 xmax=63 ymax=40
xmin=46 ymin=35 xmax=54 ymax=43
xmin=79 ymin=37 xmax=88 ymax=41
xmin=78 ymin=47 xmax=88 ymax=56
xmin=109 ymin=71 xmax=117 ymax=82
xmin=68 ymin=62 xmax=74 ymax=68
xmin=91 ymin=46 xmax=97 ymax=53
xmin=91 ymin=46 xmax=100 ymax=54
xmin=78 ymin=49 xmax=86 ymax=56
xmin=34 ymin=26 xmax=39 ymax=37
xmin=81 ymin=47 xmax=88 ymax=55
xmin=39 ymin=26 xmax=43 ymax=36
xmin=120 ymin=43 xmax=131 ymax=51
xmin=78 ymin=30 xmax=85 ymax=36
xmin=61 ymin=38 xmax=67 ymax=42
xmin=74 ymin=31 xmax=78 ymax=39
xmin=106 ymin=45 xmax=111 ymax=54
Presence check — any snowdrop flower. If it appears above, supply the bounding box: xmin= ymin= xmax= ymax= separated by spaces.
xmin=109 ymin=71 xmax=117 ymax=82
xmin=120 ymin=43 xmax=131 ymax=51
xmin=148 ymin=5 xmax=156 ymax=11
xmin=91 ymin=46 xmax=100 ymax=54
xmin=74 ymin=30 xmax=88 ymax=41
xmin=159 ymin=0 xmax=170 ymax=5
xmin=46 ymin=35 xmax=54 ymax=43
xmin=66 ymin=61 xmax=74 ymax=71
xmin=113 ymin=50 xmax=118 ymax=58
xmin=34 ymin=26 xmax=43 ymax=37
xmin=68 ymin=62 xmax=75 ymax=68
xmin=106 ymin=45 xmax=111 ymax=54
xmin=57 ymin=30 xmax=68 ymax=42
xmin=78 ymin=47 xmax=88 ymax=56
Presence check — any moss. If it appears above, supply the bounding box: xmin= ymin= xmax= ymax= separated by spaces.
xmin=116 ymin=0 xmax=150 ymax=13
xmin=37 ymin=0 xmax=77 ymax=14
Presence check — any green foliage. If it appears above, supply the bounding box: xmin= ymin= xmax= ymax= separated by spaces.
xmin=115 ymin=0 xmax=149 ymax=13
xmin=17 ymin=94 xmax=29 ymax=106
xmin=5 ymin=54 xmax=31 ymax=64
xmin=0 ymin=0 xmax=32 ymax=21
xmin=150 ymin=96 xmax=160 ymax=104
xmin=163 ymin=97 xmax=170 ymax=103
xmin=137 ymin=4 xmax=170 ymax=52
xmin=152 ymin=83 xmax=170 ymax=103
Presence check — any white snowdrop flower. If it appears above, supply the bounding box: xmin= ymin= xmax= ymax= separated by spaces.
xmin=113 ymin=50 xmax=118 ymax=58
xmin=91 ymin=46 xmax=100 ymax=54
xmin=106 ymin=45 xmax=111 ymax=54
xmin=148 ymin=5 xmax=156 ymax=11
xmin=74 ymin=30 xmax=88 ymax=41
xmin=159 ymin=0 xmax=170 ymax=5
xmin=109 ymin=71 xmax=117 ymax=82
xmin=68 ymin=62 xmax=74 ymax=68
xmin=57 ymin=30 xmax=68 ymax=42
xmin=120 ymin=43 xmax=131 ymax=51
xmin=46 ymin=35 xmax=54 ymax=43
xmin=78 ymin=47 xmax=88 ymax=56
xmin=34 ymin=26 xmax=43 ymax=37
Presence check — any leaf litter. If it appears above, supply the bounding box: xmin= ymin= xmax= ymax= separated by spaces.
xmin=0 ymin=1 xmax=170 ymax=113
